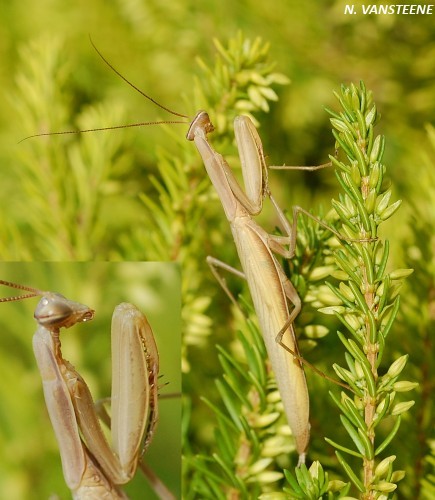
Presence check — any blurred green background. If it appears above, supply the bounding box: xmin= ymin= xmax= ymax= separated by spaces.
xmin=0 ymin=0 xmax=433 ymax=498
xmin=0 ymin=262 xmax=181 ymax=499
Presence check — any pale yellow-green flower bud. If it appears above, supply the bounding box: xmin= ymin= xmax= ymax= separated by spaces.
xmin=375 ymin=455 xmax=396 ymax=478
xmin=391 ymin=400 xmax=415 ymax=416
xmin=393 ymin=381 xmax=419 ymax=392
xmin=387 ymin=355 xmax=408 ymax=378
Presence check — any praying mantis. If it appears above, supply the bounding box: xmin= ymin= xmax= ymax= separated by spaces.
xmin=0 ymin=263 xmax=181 ymax=499
xmin=187 ymin=111 xmax=313 ymax=462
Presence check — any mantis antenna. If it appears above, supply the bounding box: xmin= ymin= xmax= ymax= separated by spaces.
xmin=19 ymin=37 xmax=191 ymax=143
xmin=0 ymin=279 xmax=43 ymax=301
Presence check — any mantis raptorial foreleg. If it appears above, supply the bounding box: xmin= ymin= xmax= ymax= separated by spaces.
xmin=0 ymin=278 xmax=174 ymax=500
